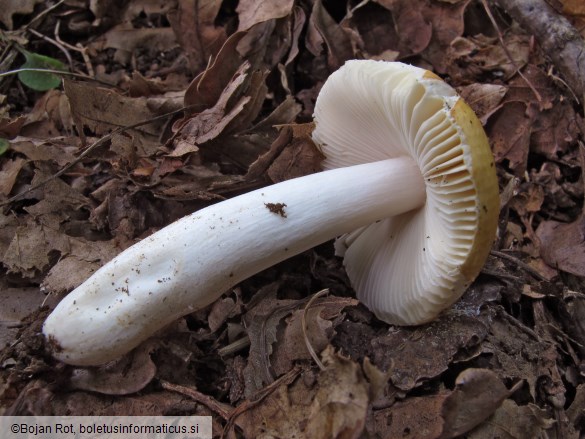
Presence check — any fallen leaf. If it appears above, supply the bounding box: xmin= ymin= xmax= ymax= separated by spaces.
xmin=0 ymin=283 xmax=46 ymax=349
xmin=440 ymin=369 xmax=514 ymax=438
xmin=371 ymin=314 xmax=489 ymax=391
xmin=447 ymin=31 xmax=530 ymax=82
xmin=183 ymin=32 xmax=248 ymax=112
xmin=481 ymin=310 xmax=561 ymax=400
xmin=271 ymin=296 xmax=357 ymax=375
xmin=372 ymin=393 xmax=447 ymax=439
xmin=41 ymin=239 xmax=120 ymax=295
xmin=368 ymin=0 xmax=432 ymax=57
xmin=458 ymin=83 xmax=508 ymax=124
xmin=421 ymin=0 xmax=470 ymax=74
xmin=237 ymin=0 xmax=294 ymax=31
xmin=173 ymin=62 xmax=264 ymax=153
xmin=64 ymin=79 xmax=167 ymax=154
xmin=561 ymin=0 xmax=585 ymax=16
xmin=237 ymin=347 xmax=368 ymax=439
xmin=0 ymin=0 xmax=44 ymax=29
xmin=0 ymin=157 xmax=25 ymax=196
xmin=487 ymin=101 xmax=532 ymax=173
xmin=468 ymin=399 xmax=555 ymax=439
xmin=168 ymin=0 xmax=226 ymax=72
xmin=98 ymin=24 xmax=178 ymax=65
xmin=267 ymin=124 xmax=324 ymax=182
xmin=208 ymin=295 xmax=241 ymax=332
xmin=309 ymin=0 xmax=355 ymax=69
xmin=536 ymin=215 xmax=585 ymax=277
xmin=69 ymin=342 xmax=157 ymax=395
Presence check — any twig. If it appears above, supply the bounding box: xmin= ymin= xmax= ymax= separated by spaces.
xmin=0 ymin=67 xmax=115 ymax=87
xmin=1 ymin=106 xmax=191 ymax=207
xmin=490 ymin=250 xmax=548 ymax=281
xmin=217 ymin=336 xmax=251 ymax=357
xmin=222 ymin=365 xmax=302 ymax=438
xmin=26 ymin=28 xmax=73 ymax=68
xmin=160 ymin=379 xmax=233 ymax=420
xmin=481 ymin=267 xmax=521 ymax=282
xmin=302 ymin=288 xmax=329 ymax=371
xmin=23 ymin=0 xmax=66 ymax=31
xmin=481 ymin=0 xmax=542 ymax=102
xmin=54 ymin=20 xmax=95 ymax=77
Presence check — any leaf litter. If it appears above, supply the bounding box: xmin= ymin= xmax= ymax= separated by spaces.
xmin=1 ymin=0 xmax=585 ymax=437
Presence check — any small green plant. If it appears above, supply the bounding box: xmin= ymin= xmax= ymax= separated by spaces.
xmin=17 ymin=50 xmax=67 ymax=91
xmin=0 ymin=138 xmax=9 ymax=155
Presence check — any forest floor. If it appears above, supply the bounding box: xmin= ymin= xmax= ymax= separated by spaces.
xmin=1 ymin=0 xmax=585 ymax=438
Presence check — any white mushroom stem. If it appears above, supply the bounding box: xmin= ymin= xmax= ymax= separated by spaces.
xmin=43 ymin=156 xmax=425 ymax=366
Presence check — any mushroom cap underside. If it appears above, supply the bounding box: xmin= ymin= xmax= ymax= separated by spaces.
xmin=312 ymin=60 xmax=499 ymax=325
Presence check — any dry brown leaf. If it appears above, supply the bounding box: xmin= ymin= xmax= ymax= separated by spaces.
xmin=237 ymin=0 xmax=295 ymax=31
xmin=309 ymin=0 xmax=356 ymax=69
xmin=440 ymin=369 xmax=514 ymax=438
xmin=8 ymin=138 xmax=76 ymax=168
xmin=488 ymin=101 xmax=532 ymax=173
xmin=0 ymin=283 xmax=46 ymax=349
xmin=183 ymin=32 xmax=248 ymax=112
xmin=561 ymin=0 xmax=585 ymax=16
xmin=29 ymin=387 xmax=200 ymax=416
xmin=271 ymin=296 xmax=357 ymax=376
xmin=21 ymin=90 xmax=74 ymax=138
xmin=371 ymin=315 xmax=489 ymax=391
xmin=2 ymin=210 xmax=76 ymax=278
xmin=509 ymin=183 xmax=544 ymax=218
xmin=41 ymin=239 xmax=120 ymax=295
xmin=242 ymin=283 xmax=297 ymax=396
xmin=458 ymin=84 xmax=508 ymax=124
xmin=481 ymin=311 xmax=561 ymax=400
xmin=267 ymin=125 xmax=324 ymax=183
xmin=468 ymin=399 xmax=555 ymax=439
xmin=373 ymin=393 xmax=447 ymax=439
xmin=0 ymin=0 xmax=44 ymax=29
xmin=64 ymin=79 xmax=166 ymax=153
xmin=369 ymin=0 xmax=432 ymax=57
xmin=0 ymin=157 xmax=25 ymax=196
xmin=536 ymin=215 xmax=585 ymax=277
xmin=447 ymin=31 xmax=530 ymax=83
xmin=531 ymin=99 xmax=582 ymax=160
xmin=237 ymin=347 xmax=368 ymax=439
xmin=208 ymin=296 xmax=241 ymax=333
xmin=0 ymin=115 xmax=27 ymax=138
xmin=173 ymin=62 xmax=258 ymax=153
xmin=98 ymin=24 xmax=178 ymax=65
xmin=69 ymin=342 xmax=157 ymax=395
xmin=421 ymin=0 xmax=470 ymax=74
xmin=567 ymin=383 xmax=585 ymax=427
xmin=167 ymin=0 xmax=226 ymax=72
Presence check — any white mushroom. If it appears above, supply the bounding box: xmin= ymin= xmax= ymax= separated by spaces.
xmin=43 ymin=60 xmax=499 ymax=366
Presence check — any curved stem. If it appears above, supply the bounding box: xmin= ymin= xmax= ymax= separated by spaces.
xmin=43 ymin=156 xmax=425 ymax=365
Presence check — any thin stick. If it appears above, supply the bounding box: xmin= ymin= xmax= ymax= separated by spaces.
xmin=0 ymin=67 xmax=115 ymax=87
xmin=26 ymin=28 xmax=73 ymax=68
xmin=23 ymin=0 xmax=66 ymax=30
xmin=490 ymin=250 xmax=548 ymax=281
xmin=160 ymin=379 xmax=233 ymax=420
xmin=222 ymin=366 xmax=302 ymax=438
xmin=481 ymin=0 xmax=542 ymax=102
xmin=301 ymin=288 xmax=329 ymax=371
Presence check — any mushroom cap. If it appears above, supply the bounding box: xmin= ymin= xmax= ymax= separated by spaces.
xmin=312 ymin=60 xmax=499 ymax=325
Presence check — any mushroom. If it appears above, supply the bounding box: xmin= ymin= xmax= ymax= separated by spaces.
xmin=43 ymin=60 xmax=499 ymax=366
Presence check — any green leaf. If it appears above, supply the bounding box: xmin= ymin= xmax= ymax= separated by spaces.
xmin=17 ymin=51 xmax=67 ymax=91
xmin=0 ymin=138 xmax=9 ymax=156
